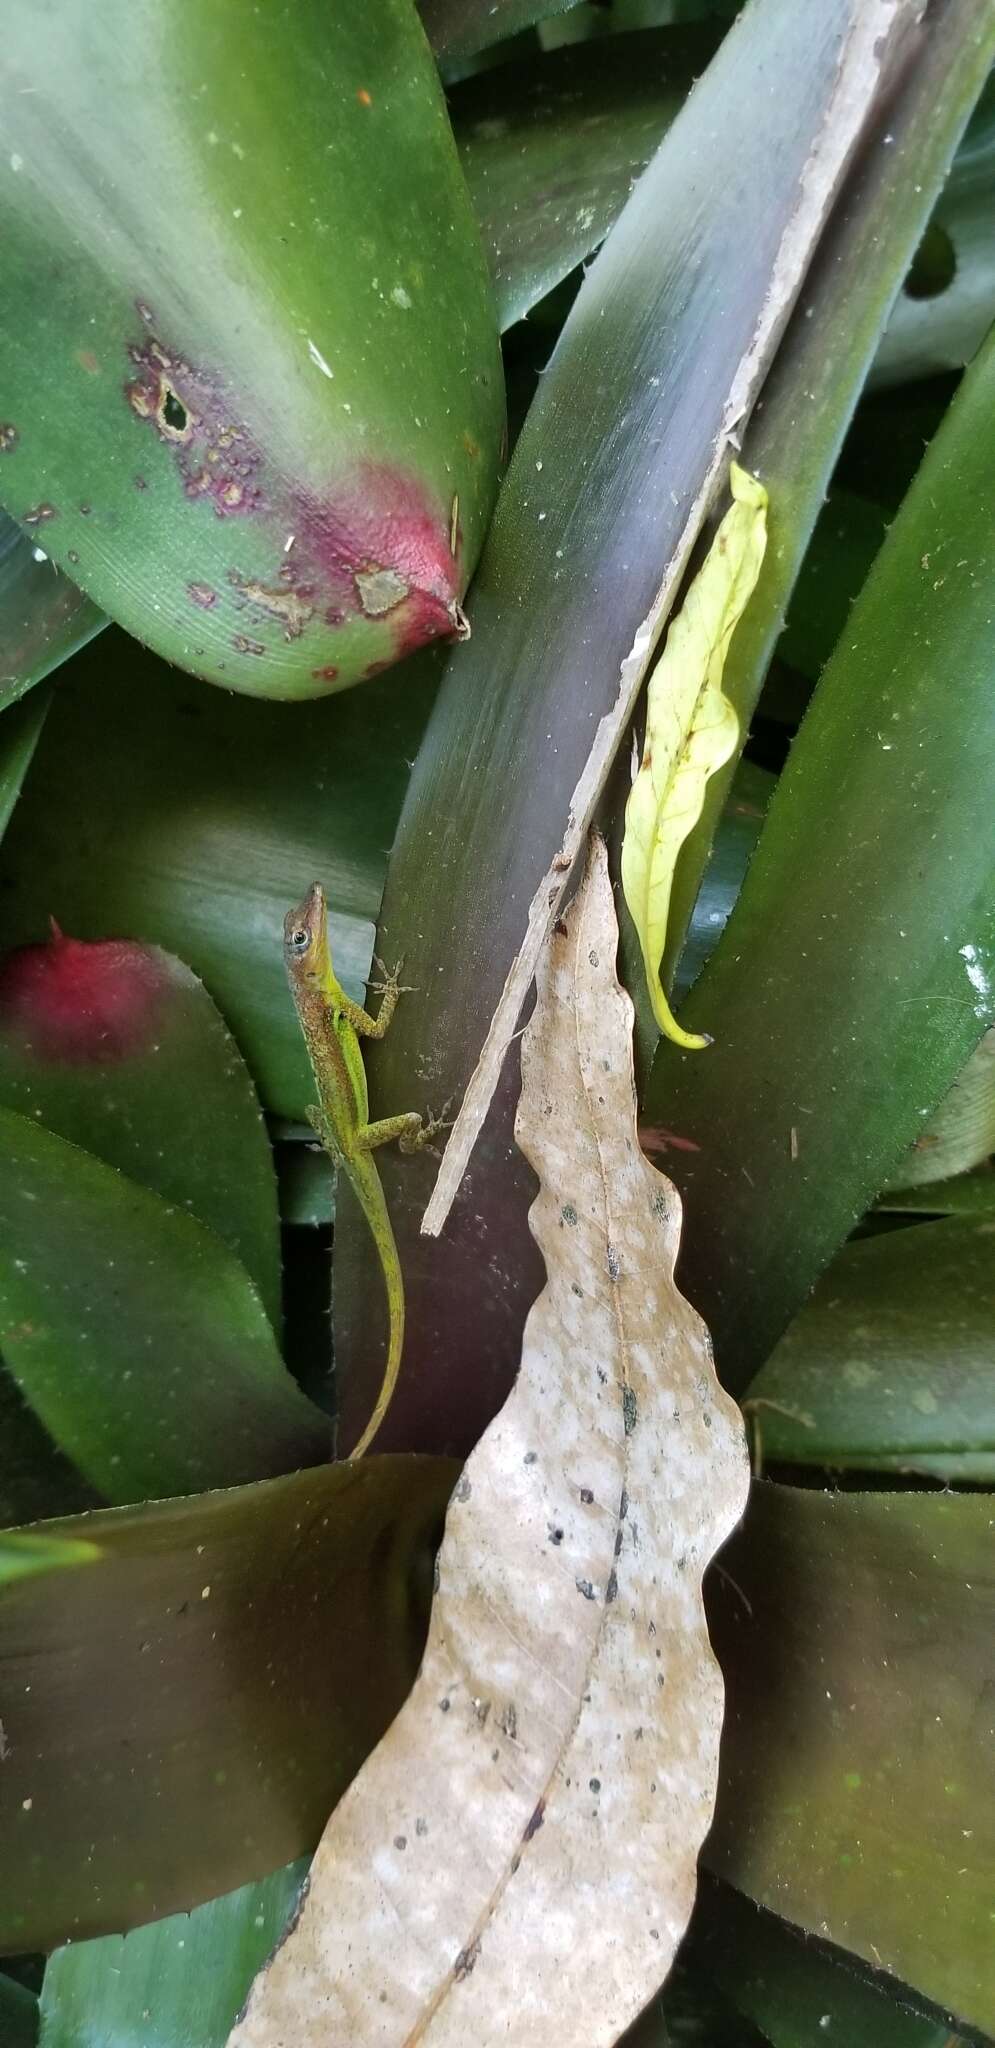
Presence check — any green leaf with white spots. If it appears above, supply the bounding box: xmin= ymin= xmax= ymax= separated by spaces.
xmin=744 ymin=1215 xmax=995 ymax=1480
xmin=0 ymin=926 xmax=281 ymax=1326
xmin=0 ymin=0 xmax=503 ymax=699
xmin=0 ymin=1107 xmax=329 ymax=1503
xmin=39 ymin=1864 xmax=307 ymax=2048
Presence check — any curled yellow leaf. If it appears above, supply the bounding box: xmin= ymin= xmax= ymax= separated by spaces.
xmin=621 ymin=460 xmax=768 ymax=1048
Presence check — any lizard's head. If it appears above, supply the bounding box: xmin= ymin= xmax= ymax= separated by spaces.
xmin=283 ymin=882 xmax=331 ymax=988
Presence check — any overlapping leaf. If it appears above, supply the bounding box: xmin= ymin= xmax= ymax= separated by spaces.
xmin=0 ymin=1107 xmax=328 ymax=1502
xmin=0 ymin=1458 xmax=452 ymax=1950
xmin=647 ymin=315 xmax=995 ymax=1387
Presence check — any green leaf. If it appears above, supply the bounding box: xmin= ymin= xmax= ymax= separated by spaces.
xmin=452 ymin=26 xmax=720 ymax=330
xmin=645 ymin=317 xmax=995 ymax=1392
xmin=744 ymin=1216 xmax=995 ymax=1480
xmin=0 ymin=691 xmax=49 ymax=848
xmin=0 ymin=928 xmax=281 ymax=1325
xmin=0 ymin=631 xmax=438 ymax=1120
xmin=683 ymin=1881 xmax=974 ymax=2048
xmin=875 ymin=72 xmax=995 ymax=386
xmin=0 ymin=1367 xmax=101 ymax=1530
xmin=707 ymin=1484 xmax=995 ymax=2034
xmin=0 ymin=513 xmax=103 ymax=715
xmin=276 ymin=1131 xmax=334 ymax=1230
xmin=775 ymin=486 xmax=887 ymax=684
xmin=658 ymin=3 xmax=995 ymax=1005
xmin=0 ymin=1528 xmax=98 ymax=1586
xmin=670 ymin=758 xmax=773 ymax=1003
xmin=0 ymin=1107 xmax=329 ymax=1502
xmin=419 ymin=0 xmax=577 ymax=60
xmin=0 ymin=1972 xmax=37 ymax=2048
xmin=333 ymin=0 xmax=907 ymax=1455
xmin=39 ymin=1863 xmax=307 ymax=2048
xmin=883 ymin=1025 xmax=995 ymax=1189
xmin=879 ymin=1167 xmax=995 ymax=1217
xmin=623 ymin=1952 xmax=769 ymax=2048
xmin=0 ymin=0 xmax=502 ymax=699
xmin=622 ymin=461 xmax=767 ymax=1048
xmin=0 ymin=1457 xmax=452 ymax=1950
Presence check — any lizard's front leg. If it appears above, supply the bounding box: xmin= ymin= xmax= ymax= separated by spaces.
xmin=355 ymin=1102 xmax=452 ymax=1156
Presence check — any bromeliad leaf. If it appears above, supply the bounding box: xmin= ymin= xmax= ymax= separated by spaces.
xmin=0 ymin=1529 xmax=99 ymax=1587
xmin=621 ymin=463 xmax=768 ymax=1049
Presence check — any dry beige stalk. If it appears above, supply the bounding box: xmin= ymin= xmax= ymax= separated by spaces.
xmin=228 ymin=834 xmax=750 ymax=2048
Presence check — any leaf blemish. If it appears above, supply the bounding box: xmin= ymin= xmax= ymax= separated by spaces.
xmin=227 ymin=569 xmax=316 ymax=641
xmin=125 ymin=322 xmax=263 ymax=519
xmin=523 ymin=1799 xmax=545 ymax=1841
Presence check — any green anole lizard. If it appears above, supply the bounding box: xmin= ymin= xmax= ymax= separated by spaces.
xmin=283 ymin=881 xmax=439 ymax=1460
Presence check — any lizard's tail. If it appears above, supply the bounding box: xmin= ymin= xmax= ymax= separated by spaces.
xmin=346 ymin=1158 xmax=404 ymax=1461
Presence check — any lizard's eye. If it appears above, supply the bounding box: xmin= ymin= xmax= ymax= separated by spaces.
xmin=290 ymin=927 xmax=310 ymax=951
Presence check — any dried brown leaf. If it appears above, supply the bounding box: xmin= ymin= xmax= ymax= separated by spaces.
xmin=228 ymin=835 xmax=749 ymax=2047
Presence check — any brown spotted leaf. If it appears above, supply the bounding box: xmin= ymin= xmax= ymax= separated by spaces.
xmin=227 ymin=835 xmax=749 ymax=2047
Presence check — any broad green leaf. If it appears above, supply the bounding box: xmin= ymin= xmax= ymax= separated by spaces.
xmin=883 ymin=1024 xmax=995 ymax=1189
xmin=0 ymin=0 xmax=502 ymax=699
xmin=679 ymin=1881 xmax=974 ymax=2048
xmin=744 ymin=1216 xmax=995 ymax=1481
xmin=670 ymin=758 xmax=772 ymax=1003
xmin=707 ymin=1484 xmax=995 ymax=2033
xmin=0 ymin=1107 xmax=329 ymax=1502
xmin=0 ymin=630 xmax=438 ymax=1120
xmin=657 ymin=4 xmax=995 ymax=1007
xmin=276 ymin=1133 xmax=334 ymax=1230
xmin=452 ymin=27 xmax=720 ymax=329
xmin=775 ymin=486 xmax=887 ymax=684
xmin=621 ymin=461 xmax=767 ymax=1048
xmin=449 ymin=21 xmax=992 ymax=371
xmin=875 ymin=72 xmax=995 ymax=386
xmin=0 ymin=1368 xmax=100 ymax=1530
xmin=0 ymin=929 xmax=281 ymax=1325
xmin=0 ymin=513 xmax=103 ymax=715
xmin=333 ymin=0 xmax=907 ymax=1456
xmin=622 ymin=1957 xmax=768 ymax=2048
xmin=0 ymin=1458 xmax=453 ymax=1950
xmin=879 ymin=1167 xmax=995 ymax=1217
xmin=0 ymin=691 xmax=49 ymax=848
xmin=39 ymin=1863 xmax=307 ymax=2048
xmin=0 ymin=1529 xmax=98 ymax=1586
xmin=419 ymin=0 xmax=576 ymax=60
xmin=645 ymin=317 xmax=995 ymax=1390
xmin=0 ymin=1972 xmax=37 ymax=2048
